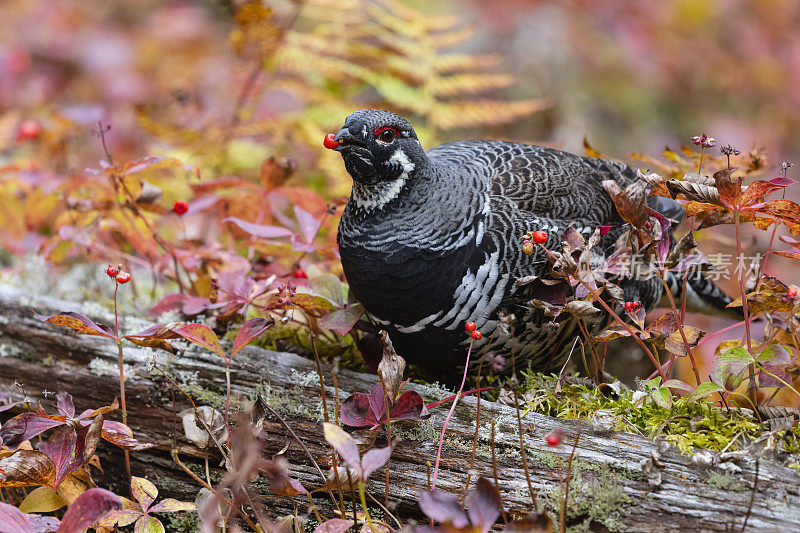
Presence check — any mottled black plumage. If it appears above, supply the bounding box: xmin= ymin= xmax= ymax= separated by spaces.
xmin=333 ymin=109 xmax=730 ymax=374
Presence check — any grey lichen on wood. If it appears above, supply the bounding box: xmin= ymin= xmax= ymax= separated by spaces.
xmin=1 ymin=283 xmax=800 ymax=531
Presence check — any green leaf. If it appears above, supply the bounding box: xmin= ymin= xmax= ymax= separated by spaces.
xmin=134 ymin=515 xmax=165 ymax=533
xmin=651 ymin=387 xmax=673 ymax=409
xmin=662 ymin=379 xmax=693 ymax=393
xmin=689 ymin=382 xmax=724 ymax=401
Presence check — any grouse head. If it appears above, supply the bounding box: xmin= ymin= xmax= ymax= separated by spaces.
xmin=328 ymin=109 xmax=426 ymax=187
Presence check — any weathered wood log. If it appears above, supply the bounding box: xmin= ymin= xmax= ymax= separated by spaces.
xmin=1 ymin=283 xmax=800 ymax=532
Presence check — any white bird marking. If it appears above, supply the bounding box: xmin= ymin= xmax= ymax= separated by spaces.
xmin=351 ymin=149 xmax=415 ymax=212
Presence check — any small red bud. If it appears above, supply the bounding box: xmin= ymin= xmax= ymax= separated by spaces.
xmin=546 ymin=434 xmax=560 ymax=446
xmin=464 ymin=321 xmax=476 ymax=332
xmin=787 ymin=288 xmax=798 ymax=299
xmin=106 ymin=265 xmax=118 ymax=278
xmin=470 ymin=330 xmax=482 ymax=340
xmin=531 ymin=230 xmax=548 ymax=245
xmin=115 ymin=271 xmax=131 ymax=284
xmin=16 ymin=120 xmax=41 ymax=143
xmin=323 ymin=133 xmax=339 ymax=149
xmin=173 ymin=200 xmax=189 ymax=215
xmin=293 ymin=269 xmax=307 ymax=279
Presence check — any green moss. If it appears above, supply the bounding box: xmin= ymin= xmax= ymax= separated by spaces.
xmin=519 ymin=372 xmax=765 ymax=453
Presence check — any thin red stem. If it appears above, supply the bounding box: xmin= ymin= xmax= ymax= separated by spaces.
xmin=431 ymin=339 xmax=473 ymax=489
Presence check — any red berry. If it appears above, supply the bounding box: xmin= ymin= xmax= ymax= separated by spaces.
xmin=546 ymin=434 xmax=560 ymax=446
xmin=470 ymin=330 xmax=482 ymax=340
xmin=531 ymin=230 xmax=548 ymax=244
xmin=293 ymin=269 xmax=307 ymax=279
xmin=173 ymin=200 xmax=189 ymax=215
xmin=624 ymin=301 xmax=640 ymax=312
xmin=106 ymin=265 xmax=118 ymax=278
xmin=16 ymin=120 xmax=40 ymax=143
xmin=6 ymin=48 xmax=31 ymax=75
xmin=522 ymin=240 xmax=534 ymax=255
xmin=115 ymin=271 xmax=131 ymax=284
xmin=788 ymin=288 xmax=798 ymax=299
xmin=323 ymin=133 xmax=339 ymax=149
xmin=465 ymin=321 xmax=476 ymax=332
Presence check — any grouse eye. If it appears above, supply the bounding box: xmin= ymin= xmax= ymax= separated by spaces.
xmin=374 ymin=126 xmax=399 ymax=144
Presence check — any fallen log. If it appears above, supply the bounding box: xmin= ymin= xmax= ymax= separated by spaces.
xmin=1 ymin=283 xmax=800 ymax=532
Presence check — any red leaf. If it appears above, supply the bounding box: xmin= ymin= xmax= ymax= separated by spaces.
xmin=57 ymin=488 xmax=121 ymax=533
xmin=170 ymin=323 xmax=225 ymax=358
xmin=148 ymin=294 xmax=189 ymax=316
xmin=39 ymin=416 xmax=103 ymax=489
xmin=99 ymin=420 xmax=153 ymax=451
xmin=340 ymin=393 xmax=378 ymax=428
xmin=466 ymin=478 xmax=502 ymax=533
xmin=0 ymin=501 xmax=59 ymax=533
xmin=36 ymin=312 xmax=115 ymax=339
xmin=419 ymin=490 xmax=469 ymax=528
xmin=318 ymin=304 xmax=365 ymax=335
xmin=740 ymin=179 xmax=785 ymax=206
xmin=55 ymin=390 xmax=74 ymax=419
xmin=714 ymin=169 xmax=742 ymax=207
xmin=360 ymin=443 xmax=393 ymax=480
xmin=389 ymin=391 xmax=430 ymax=422
xmin=229 ymin=318 xmax=272 ymax=358
xmin=223 ymin=217 xmax=293 ymax=239
xmin=0 ymin=413 xmax=64 ymax=450
xmin=322 ymin=423 xmax=362 ymax=479
xmin=313 ymin=519 xmax=355 ymax=533
xmin=294 ymin=205 xmax=322 ymax=244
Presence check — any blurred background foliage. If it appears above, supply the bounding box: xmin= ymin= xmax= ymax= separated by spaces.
xmin=1 ymin=0 xmax=799 ymax=387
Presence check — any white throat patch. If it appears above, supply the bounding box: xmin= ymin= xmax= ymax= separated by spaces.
xmin=351 ymin=148 xmax=415 ymax=212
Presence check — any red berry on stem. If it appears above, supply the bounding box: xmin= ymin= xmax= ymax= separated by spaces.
xmin=521 ymin=240 xmax=534 ymax=255
xmin=464 ymin=321 xmax=476 ymax=332
xmin=546 ymin=434 xmax=560 ymax=446
xmin=173 ymin=200 xmax=189 ymax=215
xmin=106 ymin=265 xmax=118 ymax=278
xmin=116 ymin=271 xmax=131 ymax=284
xmin=531 ymin=230 xmax=548 ymax=244
xmin=470 ymin=330 xmax=482 ymax=340
xmin=293 ymin=269 xmax=307 ymax=279
xmin=323 ymin=133 xmax=339 ymax=149
xmin=788 ymin=288 xmax=798 ymax=299
xmin=16 ymin=120 xmax=41 ymax=143
xmin=624 ymin=301 xmax=640 ymax=312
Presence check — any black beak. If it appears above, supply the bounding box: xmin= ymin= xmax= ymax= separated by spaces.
xmin=333 ymin=127 xmax=368 ymax=150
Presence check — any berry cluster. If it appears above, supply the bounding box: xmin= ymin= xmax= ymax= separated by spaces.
xmin=690 ymin=134 xmax=716 ymax=148
xmin=106 ymin=265 xmax=131 ymax=284
xmin=788 ymin=287 xmax=798 ymax=299
xmin=624 ymin=300 xmax=641 ymax=312
xmin=720 ymin=144 xmax=740 ymax=157
xmin=521 ymin=230 xmax=548 ymax=255
xmin=464 ymin=321 xmax=482 ymax=340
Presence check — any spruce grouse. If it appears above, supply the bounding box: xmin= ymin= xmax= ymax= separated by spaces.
xmin=330 ymin=108 xmax=731 ymax=374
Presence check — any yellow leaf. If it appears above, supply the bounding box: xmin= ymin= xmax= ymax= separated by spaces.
xmin=18 ymin=486 xmax=67 ymax=514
